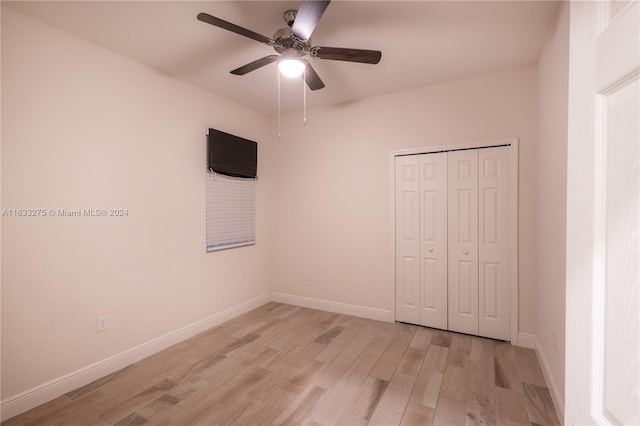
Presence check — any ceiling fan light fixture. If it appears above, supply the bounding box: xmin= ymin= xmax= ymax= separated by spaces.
xmin=278 ymin=58 xmax=305 ymax=78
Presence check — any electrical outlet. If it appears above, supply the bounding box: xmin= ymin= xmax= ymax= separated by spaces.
xmin=97 ymin=315 xmax=109 ymax=333
xmin=305 ymin=271 xmax=311 ymax=282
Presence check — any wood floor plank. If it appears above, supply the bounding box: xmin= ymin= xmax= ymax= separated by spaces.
xmin=65 ymin=365 xmax=137 ymax=400
xmin=340 ymin=326 xmax=377 ymax=360
xmin=312 ymin=355 xmax=354 ymax=390
xmin=432 ymin=396 xmax=466 ymax=425
xmin=166 ymin=352 xmax=226 ymax=383
xmin=468 ymin=359 xmax=495 ymax=398
xmin=99 ymin=379 xmax=177 ymax=423
xmin=307 ymin=381 xmax=361 ymax=425
xmin=495 ymin=386 xmax=530 ymax=425
xmin=246 ymin=364 xmax=298 ymax=401
xmin=3 ymin=304 xmax=558 ymax=426
xmin=314 ymin=336 xmax=349 ymax=363
xmin=342 ymin=352 xmax=379 ymax=386
xmin=370 ymin=349 xmax=404 ymax=381
xmin=211 ymin=366 xmax=272 ymax=404
xmin=523 ymin=383 xmax=561 ymax=426
xmin=397 ymin=347 xmax=427 ymax=376
xmin=386 ymin=324 xmax=417 ymax=354
xmin=1 ymin=395 xmax=73 ymax=426
xmin=364 ymin=333 xmax=396 ymax=358
xmin=410 ymin=368 xmax=443 ymax=409
xmin=315 ymin=325 xmax=346 ymax=344
xmin=148 ymin=404 xmax=192 ymax=426
xmin=439 ymin=364 xmax=470 ymax=403
xmin=82 ymin=416 xmax=113 ymax=425
xmin=288 ymin=341 xmax=328 ymax=368
xmin=470 ymin=336 xmax=494 ymax=363
xmin=32 ymin=390 xmax=110 ymax=426
xmin=422 ymin=344 xmax=449 ymax=372
xmin=112 ymin=413 xmax=148 ymax=426
xmin=466 ymin=390 xmax=497 ymax=426
xmin=515 ymin=347 xmax=548 ymax=387
xmin=240 ymin=388 xmax=299 ymax=426
xmin=133 ymin=393 xmax=181 ymax=422
xmin=447 ymin=333 xmax=471 ymax=367
xmin=284 ymin=359 xmax=327 ymax=394
xmin=400 ymin=401 xmax=435 ymax=426
xmin=430 ymin=330 xmax=454 ymax=348
xmin=409 ymin=327 xmax=434 ymax=350
xmin=377 ymin=372 xmax=417 ymax=414
xmin=274 ymin=385 xmax=327 ymax=425
xmin=494 ymin=357 xmax=523 ymax=392
xmin=335 ymin=375 xmax=389 ymax=426
xmin=368 ymin=406 xmax=403 ymax=426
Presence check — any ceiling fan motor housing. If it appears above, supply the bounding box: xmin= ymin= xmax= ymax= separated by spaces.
xmin=273 ymin=26 xmax=309 ymax=57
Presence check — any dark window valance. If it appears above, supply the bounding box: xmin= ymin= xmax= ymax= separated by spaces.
xmin=207 ymin=128 xmax=257 ymax=178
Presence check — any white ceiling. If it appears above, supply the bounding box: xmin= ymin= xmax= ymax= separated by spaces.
xmin=5 ymin=1 xmax=560 ymax=116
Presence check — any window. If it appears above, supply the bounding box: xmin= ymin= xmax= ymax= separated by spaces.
xmin=205 ymin=128 xmax=257 ymax=252
xmin=206 ymin=173 xmax=255 ymax=251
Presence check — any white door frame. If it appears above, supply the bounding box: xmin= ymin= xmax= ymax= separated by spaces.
xmin=389 ymin=137 xmax=520 ymax=344
xmin=565 ymin=1 xmax=639 ymax=424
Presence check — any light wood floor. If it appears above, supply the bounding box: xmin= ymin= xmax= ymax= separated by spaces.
xmin=3 ymin=303 xmax=560 ymax=425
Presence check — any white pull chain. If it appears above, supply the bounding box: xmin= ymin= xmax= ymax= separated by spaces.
xmin=277 ymin=66 xmax=282 ymax=141
xmin=303 ymin=68 xmax=307 ymax=126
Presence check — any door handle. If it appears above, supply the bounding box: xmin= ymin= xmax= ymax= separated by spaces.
xmin=463 ymin=250 xmax=469 ymax=255
xmin=428 ymin=247 xmax=434 ymax=252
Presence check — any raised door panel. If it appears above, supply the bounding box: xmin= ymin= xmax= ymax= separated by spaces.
xmin=597 ymin=3 xmax=639 ymax=422
xmin=478 ymin=146 xmax=511 ymax=340
xmin=447 ymin=150 xmax=479 ymax=335
xmin=395 ymin=156 xmax=420 ymax=324
xmin=602 ymin=78 xmax=639 ymax=425
xmin=419 ymin=153 xmax=448 ymax=329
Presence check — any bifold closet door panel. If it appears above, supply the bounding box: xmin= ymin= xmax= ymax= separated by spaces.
xmin=478 ymin=146 xmax=511 ymax=340
xmin=419 ymin=153 xmax=448 ymax=329
xmin=448 ymin=150 xmax=479 ymax=335
xmin=395 ymin=155 xmax=420 ymax=324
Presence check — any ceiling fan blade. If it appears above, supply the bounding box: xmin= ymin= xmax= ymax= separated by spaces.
xmin=303 ymin=61 xmax=325 ymax=90
xmin=311 ymin=46 xmax=382 ymax=64
xmin=230 ymin=55 xmax=280 ymax=75
xmin=291 ymin=0 xmax=331 ymax=41
xmin=197 ymin=12 xmax=274 ymax=46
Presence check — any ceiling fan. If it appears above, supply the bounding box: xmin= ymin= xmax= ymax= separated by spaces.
xmin=197 ymin=0 xmax=382 ymax=91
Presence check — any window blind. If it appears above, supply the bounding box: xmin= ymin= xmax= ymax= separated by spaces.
xmin=206 ymin=172 xmax=255 ymax=251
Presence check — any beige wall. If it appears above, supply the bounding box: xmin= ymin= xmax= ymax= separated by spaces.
xmin=535 ymin=1 xmax=569 ymax=401
xmin=269 ymin=65 xmax=538 ymax=333
xmin=1 ymin=8 xmax=272 ymax=398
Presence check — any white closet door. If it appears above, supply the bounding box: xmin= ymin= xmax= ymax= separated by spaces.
xmin=448 ymin=150 xmax=479 ymax=335
xmin=478 ymin=147 xmax=511 ymax=340
xmin=395 ymin=155 xmax=420 ymax=324
xmin=419 ymin=153 xmax=448 ymax=329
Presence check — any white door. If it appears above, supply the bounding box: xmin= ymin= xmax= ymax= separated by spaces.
xmin=419 ymin=153 xmax=448 ymax=329
xmin=566 ymin=1 xmax=639 ymax=425
xmin=395 ymin=155 xmax=420 ymax=324
xmin=478 ymin=146 xmax=511 ymax=340
xmin=447 ymin=149 xmax=479 ymax=335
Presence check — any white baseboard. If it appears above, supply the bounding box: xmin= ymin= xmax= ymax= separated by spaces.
xmin=270 ymin=292 xmax=393 ymax=323
xmin=0 ymin=293 xmax=271 ymax=421
xmin=517 ymin=332 xmax=537 ymax=349
xmin=517 ymin=332 xmax=564 ymax=424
